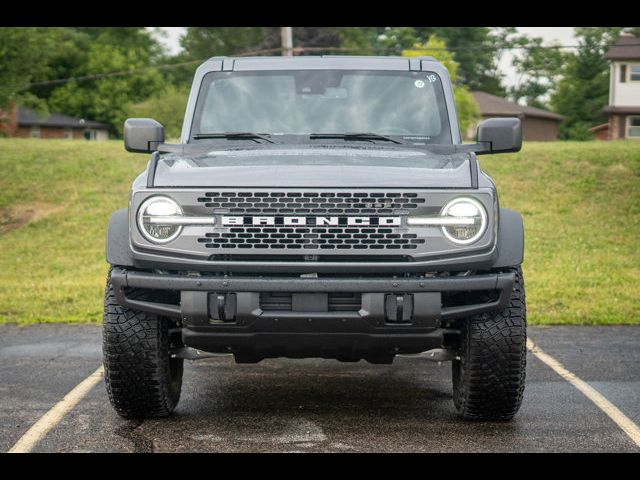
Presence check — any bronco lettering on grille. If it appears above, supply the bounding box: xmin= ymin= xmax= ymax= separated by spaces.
xmin=221 ymin=216 xmax=401 ymax=227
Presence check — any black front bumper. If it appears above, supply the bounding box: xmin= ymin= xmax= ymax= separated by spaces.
xmin=110 ymin=267 xmax=514 ymax=362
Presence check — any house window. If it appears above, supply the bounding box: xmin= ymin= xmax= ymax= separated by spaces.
xmin=30 ymin=126 xmax=41 ymax=138
xmin=629 ymin=65 xmax=640 ymax=82
xmin=627 ymin=116 xmax=640 ymax=138
xmin=63 ymin=128 xmax=73 ymax=139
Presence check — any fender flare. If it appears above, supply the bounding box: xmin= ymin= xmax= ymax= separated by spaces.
xmin=493 ymin=208 xmax=524 ymax=268
xmin=106 ymin=209 xmax=134 ymax=267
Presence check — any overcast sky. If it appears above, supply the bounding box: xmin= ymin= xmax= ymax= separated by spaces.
xmin=153 ymin=27 xmax=576 ymax=89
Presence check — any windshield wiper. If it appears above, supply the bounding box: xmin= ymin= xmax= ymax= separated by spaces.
xmin=309 ymin=132 xmax=402 ymax=144
xmin=193 ymin=132 xmax=274 ymax=143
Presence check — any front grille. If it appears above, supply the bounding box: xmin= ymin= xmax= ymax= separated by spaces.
xmin=197 ymin=191 xmax=426 ymax=215
xmin=196 ymin=190 xmax=429 ymax=251
xmin=260 ymin=292 xmax=362 ymax=312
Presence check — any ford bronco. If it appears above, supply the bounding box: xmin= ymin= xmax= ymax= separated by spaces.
xmin=103 ymin=55 xmax=526 ymax=421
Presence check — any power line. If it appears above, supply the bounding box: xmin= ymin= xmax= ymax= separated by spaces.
xmin=13 ymin=42 xmax=640 ymax=91
xmin=22 ymin=59 xmax=204 ymax=88
xmin=8 ymin=48 xmax=280 ymax=91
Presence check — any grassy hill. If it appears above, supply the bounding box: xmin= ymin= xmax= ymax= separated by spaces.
xmin=0 ymin=138 xmax=638 ymax=325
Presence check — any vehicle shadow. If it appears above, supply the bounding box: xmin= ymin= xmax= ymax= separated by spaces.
xmin=135 ymin=356 xmax=527 ymax=452
xmin=181 ymin=356 xmax=452 ymax=415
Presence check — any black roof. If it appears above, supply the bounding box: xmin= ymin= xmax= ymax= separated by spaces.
xmin=18 ymin=107 xmax=112 ymax=129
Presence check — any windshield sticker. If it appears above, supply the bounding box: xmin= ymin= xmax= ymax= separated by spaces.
xmin=414 ymin=80 xmax=425 ymax=88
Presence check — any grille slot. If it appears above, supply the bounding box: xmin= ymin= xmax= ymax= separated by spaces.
xmin=328 ymin=293 xmax=363 ymax=311
xmin=201 ymin=227 xmax=425 ymax=250
xmin=259 ymin=292 xmax=362 ymax=312
xmin=259 ymin=292 xmax=292 ymax=311
xmin=197 ymin=191 xmax=426 ymax=214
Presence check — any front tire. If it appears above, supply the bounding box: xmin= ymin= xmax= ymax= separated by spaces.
xmin=452 ymin=267 xmax=527 ymax=421
xmin=102 ymin=269 xmax=183 ymax=418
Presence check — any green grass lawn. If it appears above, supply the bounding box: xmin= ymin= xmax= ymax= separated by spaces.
xmin=0 ymin=138 xmax=638 ymax=325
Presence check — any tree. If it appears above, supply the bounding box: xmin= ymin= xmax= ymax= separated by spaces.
xmin=180 ymin=27 xmax=269 ymax=59
xmin=128 ymin=85 xmax=190 ymax=140
xmin=47 ymin=39 xmax=163 ymax=135
xmin=0 ymin=28 xmax=55 ymax=110
xmin=371 ymin=27 xmax=420 ymax=55
xmin=24 ymin=28 xmax=92 ymax=103
xmin=74 ymin=27 xmax=163 ymax=60
xmin=24 ymin=28 xmax=163 ymax=102
xmin=402 ymin=36 xmax=480 ymax=136
xmin=509 ymin=36 xmax=568 ymax=108
xmin=336 ymin=27 xmax=378 ymax=55
xmin=550 ymin=27 xmax=627 ymax=140
xmin=426 ymin=27 xmax=513 ymax=96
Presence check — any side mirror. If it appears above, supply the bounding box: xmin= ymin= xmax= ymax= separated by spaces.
xmin=476 ymin=117 xmax=522 ymax=154
xmin=124 ymin=118 xmax=165 ymax=153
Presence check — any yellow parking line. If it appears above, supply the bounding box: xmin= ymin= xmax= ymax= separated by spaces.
xmin=8 ymin=365 xmax=104 ymax=453
xmin=527 ymin=339 xmax=640 ymax=449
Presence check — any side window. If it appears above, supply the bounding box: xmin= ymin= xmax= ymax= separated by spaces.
xmin=629 ymin=65 xmax=640 ymax=82
xmin=627 ymin=116 xmax=640 ymax=138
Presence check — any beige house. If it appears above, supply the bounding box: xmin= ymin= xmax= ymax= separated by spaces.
xmin=602 ymin=35 xmax=640 ymax=140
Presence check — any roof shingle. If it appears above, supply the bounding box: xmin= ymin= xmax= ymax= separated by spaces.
xmin=604 ymin=35 xmax=640 ymax=60
xmin=471 ymin=91 xmax=564 ymax=121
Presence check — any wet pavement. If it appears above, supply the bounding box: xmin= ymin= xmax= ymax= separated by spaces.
xmin=1 ymin=324 xmax=638 ymax=452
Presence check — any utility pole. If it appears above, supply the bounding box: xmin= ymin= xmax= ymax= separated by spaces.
xmin=281 ymin=27 xmax=293 ymax=56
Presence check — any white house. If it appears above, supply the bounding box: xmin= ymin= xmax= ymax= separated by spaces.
xmin=602 ymin=35 xmax=640 ymax=139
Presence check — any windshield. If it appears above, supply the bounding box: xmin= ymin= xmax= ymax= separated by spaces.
xmin=190 ymin=70 xmax=452 ymax=143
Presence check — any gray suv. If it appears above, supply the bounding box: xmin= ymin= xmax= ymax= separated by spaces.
xmin=103 ymin=55 xmax=526 ymax=421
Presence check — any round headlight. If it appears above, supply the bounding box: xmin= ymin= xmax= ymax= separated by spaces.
xmin=440 ymin=197 xmax=487 ymax=245
xmin=137 ymin=196 xmax=183 ymax=244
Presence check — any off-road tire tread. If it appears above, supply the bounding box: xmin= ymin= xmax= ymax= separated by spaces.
xmin=452 ymin=267 xmax=527 ymax=421
xmin=102 ymin=268 xmax=182 ymax=418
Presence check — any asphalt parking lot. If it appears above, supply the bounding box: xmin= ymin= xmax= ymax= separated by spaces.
xmin=1 ymin=324 xmax=639 ymax=453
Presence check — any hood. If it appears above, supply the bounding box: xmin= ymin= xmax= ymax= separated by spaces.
xmin=152 ymin=146 xmax=472 ymax=188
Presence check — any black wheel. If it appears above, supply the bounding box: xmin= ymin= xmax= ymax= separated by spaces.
xmin=452 ymin=267 xmax=527 ymax=421
xmin=102 ymin=269 xmax=183 ymax=418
